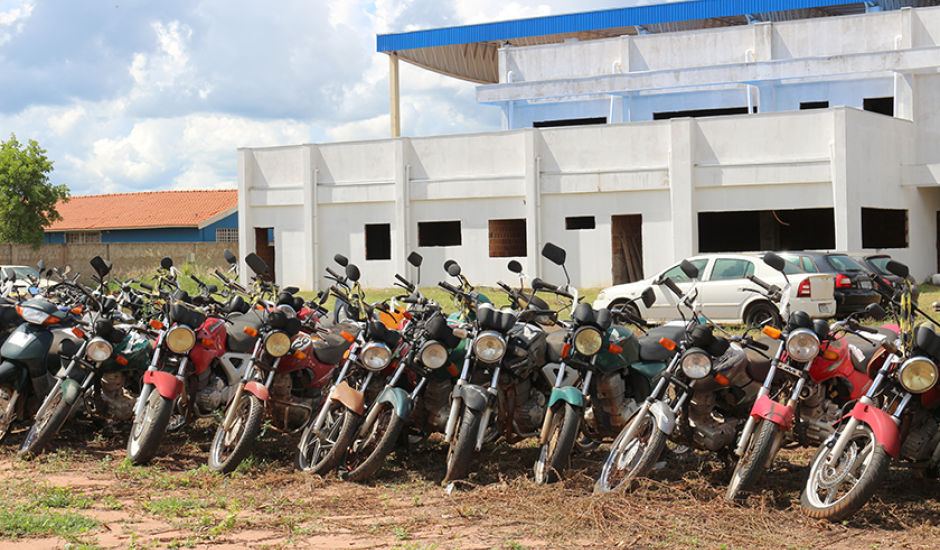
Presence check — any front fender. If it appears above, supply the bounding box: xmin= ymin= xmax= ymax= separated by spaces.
xmin=548 ymin=386 xmax=584 ymax=409
xmin=649 ymin=400 xmax=677 ymax=435
xmin=0 ymin=360 xmax=24 ymax=386
xmin=244 ymin=381 xmax=270 ymax=402
xmin=375 ymin=386 xmax=413 ymax=421
xmin=452 ymin=383 xmax=489 ymax=412
xmin=846 ymin=401 xmax=900 ymax=457
xmin=330 ymin=380 xmax=364 ymax=415
xmin=142 ymin=370 xmax=183 ymax=399
xmin=60 ymin=377 xmax=83 ymax=405
xmin=750 ymin=394 xmax=793 ymax=431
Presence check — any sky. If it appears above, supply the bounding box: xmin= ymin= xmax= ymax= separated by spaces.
xmin=0 ymin=0 xmax=634 ymax=196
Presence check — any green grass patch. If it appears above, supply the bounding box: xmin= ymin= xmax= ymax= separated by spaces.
xmin=143 ymin=497 xmax=206 ymax=518
xmin=34 ymin=486 xmax=94 ymax=509
xmin=0 ymin=507 xmax=98 ymax=538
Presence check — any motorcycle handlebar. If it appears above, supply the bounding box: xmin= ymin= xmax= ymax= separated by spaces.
xmin=394 ymin=274 xmax=415 ymax=292
xmin=438 ymin=281 xmax=460 ymax=295
xmin=139 ymin=282 xmax=154 ymax=292
xmin=745 ymin=273 xmax=772 ymax=291
xmin=746 ymin=338 xmax=769 ymax=351
xmin=330 ymin=285 xmax=350 ymax=303
xmin=190 ymin=274 xmax=205 ymax=287
xmin=661 ymin=277 xmax=683 ymax=298
xmin=326 ymin=267 xmax=342 ymax=280
xmin=531 ymin=278 xmax=574 ymax=300
xmin=214 ymin=269 xmax=230 ymax=283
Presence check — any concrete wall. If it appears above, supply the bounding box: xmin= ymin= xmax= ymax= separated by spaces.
xmin=44 ymin=213 xmax=239 ymax=244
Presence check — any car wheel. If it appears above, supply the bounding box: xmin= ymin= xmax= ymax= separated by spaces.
xmin=743 ymin=301 xmax=781 ymax=328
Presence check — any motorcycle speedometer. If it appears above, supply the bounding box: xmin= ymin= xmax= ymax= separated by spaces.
xmin=898 ymin=356 xmax=938 ymax=394
xmin=85 ymin=337 xmax=114 ymax=362
xmin=680 ymin=347 xmax=712 ymax=379
xmin=786 ymin=328 xmax=820 ymax=363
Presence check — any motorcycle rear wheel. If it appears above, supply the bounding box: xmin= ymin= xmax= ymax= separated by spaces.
xmin=126 ymin=387 xmax=176 ymax=465
xmin=208 ymin=393 xmax=264 ymax=474
xmin=534 ymin=402 xmax=581 ymax=484
xmin=594 ymin=409 xmax=666 ymax=493
xmin=18 ymin=391 xmax=71 ymax=458
xmin=343 ymin=402 xmax=407 ymax=482
xmin=726 ymin=418 xmax=781 ymax=501
xmin=443 ymin=406 xmax=481 ymax=485
xmin=800 ymin=424 xmax=890 ymax=521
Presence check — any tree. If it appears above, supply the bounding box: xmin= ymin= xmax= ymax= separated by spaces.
xmin=0 ymin=134 xmax=69 ymax=247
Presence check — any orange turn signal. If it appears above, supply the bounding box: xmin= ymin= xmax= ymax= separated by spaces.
xmin=822 ymin=349 xmax=840 ymax=361
xmin=714 ymin=372 xmax=729 ymax=386
xmin=71 ymin=327 xmax=85 ymax=339
xmin=659 ymin=338 xmax=676 ymax=351
xmin=608 ymin=343 xmax=623 ymax=354
xmin=201 ymin=338 xmax=215 ymax=348
xmin=115 ymin=356 xmax=128 ymax=366
xmin=762 ymin=326 xmax=782 ymax=339
xmin=150 ymin=319 xmax=164 ymax=330
xmin=293 ymin=350 xmax=307 ymax=360
xmin=561 ymin=342 xmax=571 ymax=358
xmin=243 ymin=326 xmax=259 ymax=338
xmin=71 ymin=307 xmax=83 ymax=315
xmin=447 ymin=363 xmax=459 ymax=377
xmin=343 ymin=350 xmax=350 ymax=359
xmin=401 ymin=311 xmax=412 ymax=320
xmin=340 ymin=331 xmax=354 ymax=342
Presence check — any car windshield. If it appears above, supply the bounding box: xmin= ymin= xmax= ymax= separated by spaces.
xmin=9 ymin=267 xmax=40 ymax=280
xmin=866 ymin=256 xmax=892 ymax=276
xmin=827 ymin=254 xmax=864 ymax=272
xmin=777 ymin=254 xmax=811 ymax=275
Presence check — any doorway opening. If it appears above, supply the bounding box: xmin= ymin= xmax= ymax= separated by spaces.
xmin=611 ymin=214 xmax=643 ymax=284
xmin=254 ymin=227 xmax=275 ymax=281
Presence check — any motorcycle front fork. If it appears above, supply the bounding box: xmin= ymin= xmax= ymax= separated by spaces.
xmin=539 ymin=361 xmax=592 ymax=445
xmin=221 ymin=339 xmax=264 ymax=431
xmin=444 ymin=351 xmax=473 ymax=443
xmin=133 ymin=330 xmax=168 ymax=419
xmin=734 ymin=343 xmax=786 ymax=456
xmin=310 ymin=345 xmax=361 ymax=434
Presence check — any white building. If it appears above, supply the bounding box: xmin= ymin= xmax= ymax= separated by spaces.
xmin=238 ymin=1 xmax=940 ymax=290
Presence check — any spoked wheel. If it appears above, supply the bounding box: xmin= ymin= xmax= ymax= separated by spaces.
xmin=594 ymin=409 xmax=667 ymax=493
xmin=800 ymin=424 xmax=890 ymax=521
xmin=0 ymin=383 xmax=19 ymax=444
xmin=343 ymin=402 xmax=407 ymax=482
xmin=126 ymin=388 xmax=176 ymax=465
xmin=534 ymin=403 xmax=581 ymax=484
xmin=208 ymin=393 xmax=264 ymax=474
xmin=726 ymin=418 xmax=781 ymax=501
xmin=18 ymin=392 xmax=72 ymax=458
xmin=443 ymin=406 xmax=481 ymax=485
xmin=295 ymin=401 xmax=359 ymax=476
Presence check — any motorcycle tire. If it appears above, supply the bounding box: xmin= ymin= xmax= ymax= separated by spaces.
xmin=594 ymin=408 xmax=667 ymax=493
xmin=126 ymin=388 xmax=176 ymax=465
xmin=726 ymin=418 xmax=780 ymax=501
xmin=208 ymin=392 xmax=264 ymax=474
xmin=18 ymin=391 xmax=72 ymax=459
xmin=343 ymin=403 xmax=407 ymax=482
xmin=534 ymin=402 xmax=581 ymax=484
xmin=0 ymin=383 xmax=19 ymax=444
xmin=443 ymin=406 xmax=481 ymax=485
xmin=296 ymin=402 xmax=362 ymax=476
xmin=800 ymin=423 xmax=890 ymax=522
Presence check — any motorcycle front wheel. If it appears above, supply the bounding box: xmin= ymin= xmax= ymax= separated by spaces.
xmin=295 ymin=401 xmax=360 ymax=476
xmin=594 ymin=408 xmax=666 ymax=493
xmin=18 ymin=391 xmax=72 ymax=458
xmin=126 ymin=387 xmax=176 ymax=465
xmin=343 ymin=402 xmax=407 ymax=482
xmin=0 ymin=383 xmax=19 ymax=444
xmin=442 ymin=406 xmax=481 ymax=485
xmin=726 ymin=418 xmax=781 ymax=501
xmin=800 ymin=423 xmax=890 ymax=521
xmin=534 ymin=402 xmax=581 ymax=484
xmin=208 ymin=392 xmax=264 ymax=474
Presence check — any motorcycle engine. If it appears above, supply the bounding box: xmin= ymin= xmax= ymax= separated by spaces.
xmin=587 ymin=373 xmax=639 ymax=435
xmin=269 ymin=372 xmax=309 ymax=431
xmin=901 ymin=412 xmax=940 ymax=462
xmin=100 ymin=372 xmax=135 ymax=421
xmin=195 ymin=375 xmax=231 ymax=414
xmin=796 ymin=383 xmax=841 ymax=445
xmin=420 ymin=378 xmax=453 ymax=433
xmin=686 ymin=393 xmax=740 ymax=451
xmin=511 ymin=380 xmax=546 ymax=435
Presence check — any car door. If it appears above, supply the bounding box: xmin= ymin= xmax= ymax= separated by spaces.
xmin=647 ymin=258 xmax=711 ymax=321
xmin=696 ymin=257 xmax=756 ymax=322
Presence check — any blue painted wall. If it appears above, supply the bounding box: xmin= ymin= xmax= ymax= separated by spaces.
xmin=45 ymin=212 xmax=237 ymax=244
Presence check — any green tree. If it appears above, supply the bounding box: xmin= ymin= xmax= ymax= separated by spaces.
xmin=0 ymin=134 xmax=69 ymax=247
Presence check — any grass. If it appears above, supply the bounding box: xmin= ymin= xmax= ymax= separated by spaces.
xmin=0 ymin=508 xmax=99 ymax=538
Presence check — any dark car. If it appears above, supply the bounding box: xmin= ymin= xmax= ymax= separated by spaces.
xmin=777 ymin=252 xmax=881 ymax=316
xmin=855 ymin=254 xmax=919 ymax=304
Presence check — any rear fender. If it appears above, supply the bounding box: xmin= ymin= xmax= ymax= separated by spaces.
xmin=142 ymin=370 xmax=183 ymax=399
xmin=452 ymin=383 xmax=489 ymax=412
xmin=548 ymin=386 xmax=584 ymax=409
xmin=649 ymin=400 xmax=677 ymax=435
xmin=749 ymin=394 xmax=793 ymax=430
xmin=244 ymin=380 xmax=270 ymax=402
xmin=845 ymin=401 xmax=900 ymax=457
xmin=375 ymin=386 xmax=413 ymax=421
xmin=330 ymin=380 xmax=364 ymax=415
xmin=60 ymin=377 xmax=83 ymax=405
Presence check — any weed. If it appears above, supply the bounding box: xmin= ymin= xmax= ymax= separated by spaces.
xmin=393 ymin=525 xmax=410 ymax=540
xmin=143 ymin=496 xmax=205 ymax=518
xmin=0 ymin=507 xmax=98 ymax=538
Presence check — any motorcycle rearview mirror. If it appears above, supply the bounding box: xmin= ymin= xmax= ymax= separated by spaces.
xmin=160 ymin=257 xmax=173 ymax=270
xmin=641 ymin=287 xmax=656 ymax=309
xmin=407 ymin=252 xmax=423 ymax=267
xmin=345 ymin=263 xmax=361 ymax=283
xmin=885 ymin=260 xmax=909 ymax=279
xmin=762 ymin=252 xmax=786 ymax=273
xmin=283 ymin=286 xmax=300 ymax=295
xmin=62 ymin=265 xmax=71 ymax=276
xmin=245 ymin=253 xmax=269 ymax=276
xmin=90 ymin=256 xmax=112 ymax=279
xmin=679 ymin=259 xmax=699 ymax=280
xmin=334 ymin=254 xmax=349 ymax=267
xmin=864 ymin=302 xmax=886 ymax=320
xmin=507 ymin=260 xmax=523 ymax=274
xmin=36 ymin=259 xmax=45 ymax=273
xmin=541 ymin=243 xmax=566 ymax=266
xmin=2 ymin=268 xmax=14 ymax=282
xmin=223 ymin=248 xmax=237 ymax=266
xmin=206 ymin=284 xmax=218 ymax=294
xmin=444 ymin=259 xmax=461 ymax=278
xmin=318 ymin=290 xmax=329 ymax=305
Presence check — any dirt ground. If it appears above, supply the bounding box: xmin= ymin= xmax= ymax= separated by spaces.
xmin=0 ymin=417 xmax=938 ymax=550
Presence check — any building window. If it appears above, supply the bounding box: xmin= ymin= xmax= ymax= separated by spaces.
xmin=488 ymin=219 xmax=526 ymax=258
xmin=800 ymin=101 xmax=829 ymax=110
xmin=653 ymin=106 xmax=748 ymax=120
xmin=418 ymin=221 xmax=461 ymax=247
xmin=365 ymin=224 xmax=391 ymax=260
xmin=216 ymin=228 xmax=238 ymax=242
xmin=65 ymin=231 xmax=101 ymax=244
xmin=698 ymin=208 xmax=835 ymax=252
xmin=863 ymin=97 xmax=893 ymax=116
xmin=565 ymin=216 xmax=595 ymax=230
xmin=533 ymin=117 xmax=606 ymax=128
xmin=862 ymin=208 xmax=907 ymax=248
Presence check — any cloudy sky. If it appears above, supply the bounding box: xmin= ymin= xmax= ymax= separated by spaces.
xmin=0 ymin=0 xmax=632 ymax=196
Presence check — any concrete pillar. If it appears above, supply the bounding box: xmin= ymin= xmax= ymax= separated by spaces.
xmin=302 ymin=145 xmax=318 ymax=291
xmin=236 ymin=149 xmax=254 ymax=286
xmin=895 ymin=72 xmax=915 ymax=121
xmin=389 ymin=53 xmax=401 ymax=138
xmin=524 ymin=129 xmax=541 ymax=277
xmin=393 ymin=138 xmax=410 ymax=277
xmin=668 ymin=118 xmax=696 ymax=260
xmin=830 ymin=109 xmax=861 ymax=251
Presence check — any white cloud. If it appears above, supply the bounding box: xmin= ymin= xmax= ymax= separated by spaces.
xmin=0 ymin=0 xmax=32 ymax=44
xmin=47 ymin=104 xmax=86 ymax=136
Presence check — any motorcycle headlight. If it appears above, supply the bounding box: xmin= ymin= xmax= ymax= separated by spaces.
xmin=166 ymin=325 xmax=196 ymax=354
xmin=419 ymin=341 xmax=448 ymax=370
xmin=680 ymin=348 xmax=712 ymax=379
xmin=786 ymin=328 xmax=820 ymax=363
xmin=361 ymin=341 xmax=392 ymax=371
xmin=573 ymin=327 xmax=604 ymax=356
xmin=85 ymin=337 xmax=113 ymax=362
xmin=16 ymin=305 xmax=52 ymax=325
xmin=474 ymin=331 xmax=506 ymax=363
xmin=898 ymin=356 xmax=939 ymax=394
xmin=264 ymin=331 xmax=292 ymax=358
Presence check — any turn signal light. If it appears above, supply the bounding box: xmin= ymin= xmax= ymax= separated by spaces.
xmin=714 ymin=373 xmax=730 ymax=386
xmin=659 ymin=338 xmax=676 ymax=351
xmin=561 ymin=342 xmax=571 ymax=358
xmin=71 ymin=307 xmax=83 ymax=315
xmin=71 ymin=327 xmax=85 ymax=339
xmin=293 ymin=350 xmax=307 ymax=360
xmin=115 ymin=356 xmax=128 ymax=366
xmin=608 ymin=343 xmax=623 ymax=354
xmin=401 ymin=311 xmax=412 ymax=320
xmin=762 ymin=326 xmax=782 ymax=339
xmin=243 ymin=326 xmax=259 ymax=337
xmin=822 ymin=349 xmax=840 ymax=361
xmin=447 ymin=363 xmax=459 ymax=377
xmin=201 ymin=338 xmax=215 ymax=348
xmin=340 ymin=331 xmax=354 ymax=342
xmin=150 ymin=319 xmax=164 ymax=330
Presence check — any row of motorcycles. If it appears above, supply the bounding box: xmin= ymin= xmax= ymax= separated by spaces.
xmin=0 ymin=244 xmax=936 ymax=523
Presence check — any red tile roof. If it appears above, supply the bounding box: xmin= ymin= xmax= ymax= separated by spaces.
xmin=47 ymin=189 xmax=238 ymax=231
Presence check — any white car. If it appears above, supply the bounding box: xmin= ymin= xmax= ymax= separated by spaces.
xmin=0 ymin=265 xmax=53 ymax=295
xmin=594 ymin=253 xmax=836 ymax=326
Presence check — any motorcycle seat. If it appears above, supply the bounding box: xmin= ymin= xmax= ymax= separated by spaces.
xmin=638 ymin=324 xmax=685 ymax=362
xmin=225 ymin=310 xmax=264 ymax=353
xmin=743 ymin=336 xmax=780 ymax=382
xmin=545 ymin=330 xmax=566 ymax=363
xmin=845 ymin=328 xmax=896 ymax=372
xmin=312 ymin=324 xmax=359 ymax=365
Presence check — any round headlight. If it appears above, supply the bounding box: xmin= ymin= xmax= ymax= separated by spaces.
xmin=264 ymin=331 xmax=292 ymax=358
xmin=898 ymin=356 xmax=939 ymax=394
xmin=361 ymin=341 xmax=392 ymax=371
xmin=86 ymin=337 xmax=114 ymax=362
xmin=419 ymin=341 xmax=448 ymax=370
xmin=680 ymin=348 xmax=712 ymax=379
xmin=786 ymin=328 xmax=820 ymax=363
xmin=573 ymin=327 xmax=604 ymax=356
xmin=166 ymin=325 xmax=196 ymax=354
xmin=474 ymin=331 xmax=506 ymax=363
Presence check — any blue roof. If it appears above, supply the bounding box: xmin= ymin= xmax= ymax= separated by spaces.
xmin=377 ymin=0 xmax=865 ymax=52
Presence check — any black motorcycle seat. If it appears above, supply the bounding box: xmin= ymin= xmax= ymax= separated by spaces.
xmin=312 ymin=325 xmax=359 ymax=365
xmin=845 ymin=328 xmax=895 ymax=372
xmin=638 ymin=324 xmax=685 ymax=362
xmin=545 ymin=329 xmax=566 ymax=363
xmin=226 ymin=310 xmax=263 ymax=353
xmin=743 ymin=336 xmax=781 ymax=382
